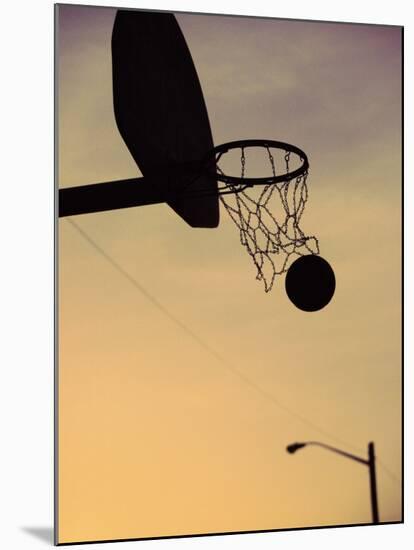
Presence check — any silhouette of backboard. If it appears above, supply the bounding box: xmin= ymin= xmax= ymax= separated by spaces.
xmin=112 ymin=10 xmax=219 ymax=228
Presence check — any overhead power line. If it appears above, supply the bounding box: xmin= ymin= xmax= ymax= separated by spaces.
xmin=64 ymin=217 xmax=401 ymax=485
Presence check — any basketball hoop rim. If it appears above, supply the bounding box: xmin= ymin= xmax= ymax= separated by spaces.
xmin=208 ymin=139 xmax=309 ymax=186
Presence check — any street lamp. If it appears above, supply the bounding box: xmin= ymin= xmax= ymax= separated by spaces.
xmin=286 ymin=440 xmax=379 ymax=524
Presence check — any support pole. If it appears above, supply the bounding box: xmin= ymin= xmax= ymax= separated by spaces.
xmin=368 ymin=442 xmax=380 ymax=524
xmin=58 ymin=176 xmax=166 ymax=217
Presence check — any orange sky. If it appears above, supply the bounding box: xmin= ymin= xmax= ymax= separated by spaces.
xmin=57 ymin=4 xmax=402 ymax=544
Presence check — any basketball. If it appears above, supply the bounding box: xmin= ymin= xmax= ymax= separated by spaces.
xmin=285 ymin=255 xmax=336 ymax=312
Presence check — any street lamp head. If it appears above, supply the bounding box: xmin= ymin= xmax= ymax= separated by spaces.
xmin=286 ymin=442 xmax=307 ymax=454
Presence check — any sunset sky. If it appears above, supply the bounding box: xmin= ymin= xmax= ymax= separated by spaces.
xmin=57 ymin=4 xmax=402 ymax=544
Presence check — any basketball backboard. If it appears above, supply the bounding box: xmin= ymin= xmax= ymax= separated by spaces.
xmin=112 ymin=9 xmax=219 ymax=228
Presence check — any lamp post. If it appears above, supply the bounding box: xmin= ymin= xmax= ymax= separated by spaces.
xmin=286 ymin=440 xmax=379 ymax=524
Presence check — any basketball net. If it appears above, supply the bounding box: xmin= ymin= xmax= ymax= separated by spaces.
xmin=218 ymin=146 xmax=319 ymax=292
